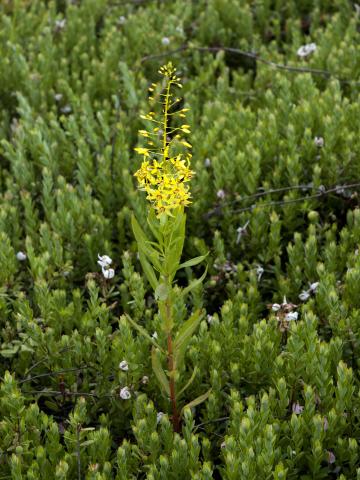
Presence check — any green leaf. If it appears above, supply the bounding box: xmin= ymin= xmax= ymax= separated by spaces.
xmin=181 ymin=266 xmax=208 ymax=297
xmin=44 ymin=400 xmax=60 ymax=412
xmin=139 ymin=251 xmax=158 ymax=291
xmin=178 ymin=367 xmax=198 ymax=397
xmin=155 ymin=283 xmax=169 ymax=301
xmin=178 ymin=253 xmax=209 ymax=270
xmin=174 ymin=310 xmax=202 ymax=355
xmin=80 ymin=440 xmax=95 ymax=447
xmin=147 ymin=208 xmax=162 ymax=244
xmin=0 ymin=348 xmax=19 ymax=357
xmin=180 ymin=389 xmax=212 ymax=416
xmin=152 ymin=347 xmax=170 ymax=396
xmin=132 ymin=214 xmax=162 ymax=271
xmin=164 ymin=211 xmax=186 ymax=279
xmin=125 ymin=314 xmax=164 ymax=353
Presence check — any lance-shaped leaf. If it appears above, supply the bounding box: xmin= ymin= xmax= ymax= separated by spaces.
xmin=125 ymin=314 xmax=165 ymax=353
xmin=173 ymin=310 xmax=202 ymax=369
xmin=131 ymin=214 xmax=162 ymax=271
xmin=178 ymin=367 xmax=198 ymax=398
xmin=139 ymin=251 xmax=158 ymax=291
xmin=180 ymin=389 xmax=212 ymax=417
xmin=178 ymin=252 xmax=209 ymax=270
xmin=181 ymin=266 xmax=208 ymax=297
xmin=147 ymin=208 xmax=163 ymax=245
xmin=160 ymin=210 xmax=186 ymax=278
xmin=152 ymin=347 xmax=170 ymax=396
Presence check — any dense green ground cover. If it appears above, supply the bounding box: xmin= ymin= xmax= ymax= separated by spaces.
xmin=1 ymin=0 xmax=360 ymax=478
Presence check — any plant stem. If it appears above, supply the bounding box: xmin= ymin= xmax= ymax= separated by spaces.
xmin=162 ymin=80 xmax=171 ymax=161
xmin=165 ymin=296 xmax=180 ymax=432
xmin=167 ymin=331 xmax=180 ymax=432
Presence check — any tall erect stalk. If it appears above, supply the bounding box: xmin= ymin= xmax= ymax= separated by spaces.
xmin=165 ymin=297 xmax=180 ymax=432
xmin=132 ymin=63 xmax=210 ymax=432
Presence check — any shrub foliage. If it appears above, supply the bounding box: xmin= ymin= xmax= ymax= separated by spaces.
xmin=0 ymin=0 xmax=360 ymax=478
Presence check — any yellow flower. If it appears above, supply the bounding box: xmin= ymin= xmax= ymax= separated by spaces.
xmin=134 ymin=147 xmax=151 ymax=157
xmin=134 ymin=62 xmax=194 ymax=217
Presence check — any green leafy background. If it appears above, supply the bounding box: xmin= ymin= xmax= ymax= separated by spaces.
xmin=1 ymin=0 xmax=360 ymax=478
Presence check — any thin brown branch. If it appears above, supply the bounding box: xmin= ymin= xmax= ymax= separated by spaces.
xmin=22 ymin=390 xmax=117 ymax=399
xmin=141 ymin=44 xmax=360 ymax=86
xmin=19 ymin=366 xmax=91 ymax=384
xmin=205 ymin=181 xmax=360 ymax=217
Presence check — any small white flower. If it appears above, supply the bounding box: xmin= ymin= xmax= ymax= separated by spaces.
xmin=271 ymin=303 xmax=281 ymax=312
xmin=207 ymin=314 xmax=214 ymax=324
xmin=327 ymin=451 xmax=336 ymax=464
xmin=297 ymin=42 xmax=317 ymax=58
xmin=151 ymin=331 xmax=158 ymax=340
xmin=314 ymin=136 xmax=324 ymax=148
xmin=292 ymin=402 xmax=304 ymax=414
xmin=156 ymin=412 xmax=164 ymax=423
xmin=54 ymin=93 xmax=63 ymax=102
xmin=323 ymin=417 xmax=329 ymax=431
xmin=118 ymin=15 xmax=126 ymax=25
xmin=204 ymin=158 xmax=211 ymax=168
xmin=102 ymin=267 xmax=115 ymax=279
xmin=285 ymin=312 xmax=298 ymax=321
xmin=16 ymin=251 xmax=27 ymax=261
xmin=217 ymin=189 xmax=226 ymax=199
xmin=119 ymin=360 xmax=129 ymax=371
xmin=55 ymin=19 xmax=66 ymax=31
xmin=299 ymin=290 xmax=310 ymax=302
xmin=120 ymin=386 xmax=131 ymax=400
xmin=309 ymin=282 xmax=319 ymax=292
xmin=98 ymin=254 xmax=112 ymax=268
xmin=61 ymin=105 xmax=72 ymax=114
xmin=236 ymin=220 xmax=249 ymax=244
xmin=141 ymin=375 xmax=149 ymax=385
xmin=161 ymin=37 xmax=170 ymax=46
xmin=256 ymin=265 xmax=264 ymax=281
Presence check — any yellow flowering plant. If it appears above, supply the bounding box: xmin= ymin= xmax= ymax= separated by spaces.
xmin=129 ymin=63 xmax=210 ymax=432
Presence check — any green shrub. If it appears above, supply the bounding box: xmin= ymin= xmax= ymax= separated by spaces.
xmin=0 ymin=0 xmax=360 ymax=478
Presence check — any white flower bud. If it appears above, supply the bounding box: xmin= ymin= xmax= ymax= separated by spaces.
xmin=285 ymin=312 xmax=298 ymax=321
xmin=161 ymin=37 xmax=170 ymax=46
xmin=102 ymin=267 xmax=115 ymax=279
xmin=156 ymin=412 xmax=164 ymax=423
xmin=299 ymin=291 xmax=310 ymax=302
xmin=61 ymin=105 xmax=72 ymax=114
xmin=119 ymin=360 xmax=129 ymax=371
xmin=297 ymin=43 xmax=317 ymax=57
xmin=271 ymin=303 xmax=281 ymax=312
xmin=314 ymin=136 xmax=324 ymax=148
xmin=256 ymin=265 xmax=264 ymax=281
xmin=292 ymin=402 xmax=304 ymax=414
xmin=120 ymin=386 xmax=131 ymax=400
xmin=16 ymin=251 xmax=27 ymax=261
xmin=309 ymin=282 xmax=319 ymax=292
xmin=97 ymin=254 xmax=112 ymax=268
